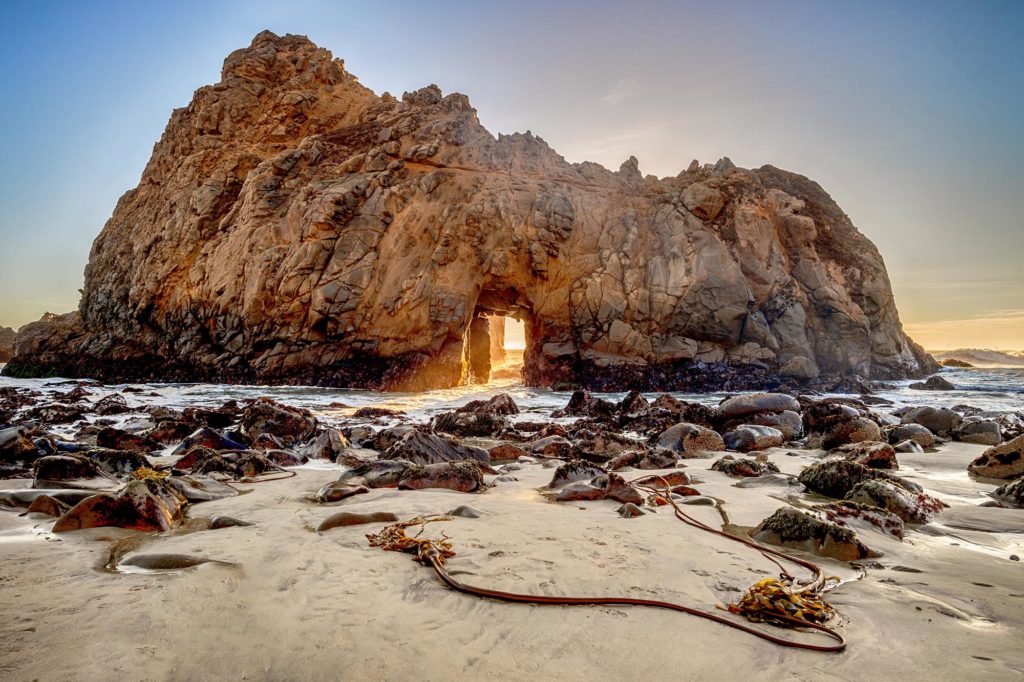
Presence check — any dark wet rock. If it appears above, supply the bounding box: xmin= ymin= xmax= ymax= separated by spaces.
xmin=317 ymin=511 xmax=399 ymax=531
xmin=32 ymin=455 xmax=118 ymax=490
xmin=722 ymin=425 xmax=785 ymax=452
xmin=845 ymin=479 xmax=947 ymax=524
xmin=447 ymin=505 xmax=485 ymax=518
xmin=173 ymin=446 xmax=221 ymax=471
xmin=488 ymin=443 xmax=529 ymax=461
xmin=548 ymin=460 xmax=606 ymax=488
xmin=552 ymin=390 xmax=616 ymax=418
xmin=628 ymin=449 xmax=678 ymax=470
xmin=832 ymin=441 xmax=898 ymax=470
xmin=235 ymin=452 xmax=278 ymax=478
xmin=618 ymin=391 xmax=650 ymax=414
xmin=240 ymin=397 xmax=316 ymax=446
xmin=573 ymin=430 xmax=646 ymax=461
xmin=53 ymin=478 xmax=187 ymax=533
xmin=718 ymin=393 xmax=800 ymax=420
xmin=968 ymin=435 xmax=1024 ymax=479
xmin=298 ymin=428 xmax=351 ymax=460
xmin=343 ymin=426 xmax=376 ymax=447
xmin=398 ymin=461 xmax=485 ymax=492
xmin=208 ymin=515 xmax=253 ymax=529
xmin=648 ymin=395 xmax=718 ymax=428
xmin=813 ymin=501 xmax=905 ymax=540
xmin=315 ymin=481 xmax=370 ymax=503
xmin=711 ymin=455 xmax=780 ymax=478
xmin=382 ymin=430 xmax=489 ymax=465
xmin=744 ymin=410 xmax=803 ymax=440
xmin=798 ymin=459 xmax=920 ymax=499
xmin=85 ymin=448 xmax=152 ymax=476
xmin=370 ymin=425 xmax=420 ymax=452
xmin=952 ymin=419 xmax=1002 ymax=446
xmin=900 ymin=406 xmax=963 ymax=436
xmin=166 ymin=475 xmax=238 ymax=502
xmin=617 ymin=503 xmax=645 ymax=518
xmin=145 ymin=419 xmax=197 ymax=444
xmin=633 ymin=471 xmax=692 ymax=488
xmin=25 ymin=494 xmax=71 ymax=517
xmin=908 ymin=375 xmax=955 ymax=391
xmin=433 ymin=410 xmax=511 ymax=437
xmin=183 ymin=401 xmax=241 ymax=429
xmin=525 ymin=435 xmax=575 ymax=458
xmin=250 ymin=433 xmax=285 ymax=450
xmin=752 ymin=507 xmax=872 ymax=561
xmin=337 ymin=460 xmax=413 ymax=488
xmin=594 ymin=473 xmax=644 ymax=505
xmin=353 ymin=406 xmax=405 ymax=419
xmin=893 ymin=439 xmax=924 ymax=454
xmin=119 ymin=554 xmax=221 ymax=570
xmin=554 ymin=482 xmax=606 ymax=502
xmin=94 ymin=393 xmax=131 ymax=415
xmin=656 ymin=423 xmax=725 ymax=457
xmin=170 ymin=427 xmax=247 ymax=456
xmin=0 ymin=488 xmax=95 ymax=509
xmin=456 ymin=393 xmax=519 ymax=416
xmin=192 ymin=455 xmax=237 ymax=476
xmin=263 ymin=449 xmax=308 ymax=467
xmin=0 ymin=426 xmax=40 ymax=464
xmin=22 ymin=403 xmax=85 ymax=424
xmin=802 ymin=402 xmax=861 ymax=435
xmin=991 ymin=478 xmax=1024 ymax=508
xmin=888 ymin=423 xmax=936 ymax=448
xmin=96 ymin=428 xmax=160 ymax=454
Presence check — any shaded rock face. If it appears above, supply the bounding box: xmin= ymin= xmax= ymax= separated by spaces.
xmin=0 ymin=326 xmax=15 ymax=363
xmin=2 ymin=32 xmax=936 ymax=391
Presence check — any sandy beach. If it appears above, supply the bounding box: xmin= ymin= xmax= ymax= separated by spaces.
xmin=2 ymin=439 xmax=1021 ymax=681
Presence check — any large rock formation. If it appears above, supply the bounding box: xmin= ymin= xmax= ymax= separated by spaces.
xmin=0 ymin=326 xmax=14 ymax=363
xmin=4 ymin=32 xmax=936 ymax=391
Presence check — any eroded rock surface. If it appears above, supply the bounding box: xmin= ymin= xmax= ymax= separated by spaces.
xmin=3 ymin=31 xmax=935 ymax=391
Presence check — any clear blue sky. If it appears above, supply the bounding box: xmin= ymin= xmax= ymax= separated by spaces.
xmin=1 ymin=0 xmax=1022 ymax=348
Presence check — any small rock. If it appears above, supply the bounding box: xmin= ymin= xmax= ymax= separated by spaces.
xmin=447 ymin=505 xmax=484 ymax=518
xmin=617 ymin=503 xmax=645 ymax=518
xmin=316 ymin=511 xmax=399 ymax=531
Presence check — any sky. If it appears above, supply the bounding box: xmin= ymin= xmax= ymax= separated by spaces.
xmin=0 ymin=0 xmax=1021 ymax=350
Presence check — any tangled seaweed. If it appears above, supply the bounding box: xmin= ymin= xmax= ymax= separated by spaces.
xmin=366 ymin=517 xmax=456 ymax=565
xmin=129 ymin=466 xmax=169 ymax=481
xmin=728 ymin=578 xmax=838 ymax=625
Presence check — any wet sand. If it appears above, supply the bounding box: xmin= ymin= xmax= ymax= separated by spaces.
xmin=1 ymin=441 xmax=1022 ymax=681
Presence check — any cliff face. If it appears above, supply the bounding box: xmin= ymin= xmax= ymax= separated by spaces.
xmin=4 ymin=31 xmax=936 ymax=390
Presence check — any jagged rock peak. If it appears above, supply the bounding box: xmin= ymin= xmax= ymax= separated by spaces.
xmin=3 ymin=31 xmax=937 ymax=391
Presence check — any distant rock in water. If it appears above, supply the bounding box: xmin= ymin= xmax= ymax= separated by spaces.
xmin=2 ymin=31 xmax=937 ymax=391
xmin=932 ymin=349 xmax=1024 ymax=368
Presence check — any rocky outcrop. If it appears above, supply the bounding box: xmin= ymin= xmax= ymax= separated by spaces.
xmin=3 ymin=32 xmax=936 ymax=391
xmin=0 ymin=326 xmax=14 ymax=363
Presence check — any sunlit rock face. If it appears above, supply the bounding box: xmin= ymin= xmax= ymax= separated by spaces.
xmin=3 ymin=31 xmax=936 ymax=390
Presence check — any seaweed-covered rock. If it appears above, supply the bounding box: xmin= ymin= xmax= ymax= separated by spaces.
xmin=711 ymin=455 xmax=780 ymax=478
xmin=813 ymin=501 xmax=905 ymax=540
xmin=455 ymin=393 xmax=519 ymax=416
xmin=618 ymin=391 xmax=650 ymax=415
xmin=718 ymin=393 xmax=800 ymax=419
xmin=240 ymin=397 xmax=317 ymax=445
xmin=832 ymin=441 xmax=898 ymax=470
xmin=656 ymin=423 xmax=725 ymax=457
xmin=398 ymin=461 xmax=485 ymax=492
xmin=967 ymin=434 xmax=1024 ymax=479
xmin=553 ymin=391 xmax=616 ymax=418
xmin=798 ymin=459 xmax=920 ymax=499
xmin=547 ymin=460 xmax=606 ymax=488
xmin=433 ymin=410 xmax=512 ymax=437
xmin=96 ymin=428 xmax=159 ymax=454
xmin=382 ymin=430 xmax=489 ymax=465
xmin=844 ymin=479 xmax=947 ymax=524
xmin=752 ymin=507 xmax=872 ymax=561
xmin=820 ymin=417 xmax=882 ymax=449
xmin=991 ymin=478 xmax=1024 ymax=508
xmin=722 ymin=425 xmax=785 ymax=452
xmin=94 ymin=393 xmax=131 ymax=416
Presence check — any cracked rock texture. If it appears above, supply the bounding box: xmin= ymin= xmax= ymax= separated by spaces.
xmin=3 ymin=32 xmax=936 ymax=390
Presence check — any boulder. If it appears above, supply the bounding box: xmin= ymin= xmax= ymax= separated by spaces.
xmin=398 ymin=461 xmax=485 ymax=492
xmin=844 ymin=480 xmax=947 ymax=524
xmin=317 ymin=511 xmax=400 ymax=531
xmin=820 ymin=417 xmax=882 ymax=449
xmin=967 ymin=435 xmax=1024 ymax=479
xmin=908 ymin=375 xmax=955 ymax=391
xmin=315 ymin=481 xmax=370 ymax=502
xmin=681 ymin=182 xmax=726 ymax=220
xmin=554 ymin=473 xmax=643 ymax=505
xmin=96 ymin=428 xmax=159 ymax=453
xmin=337 ymin=460 xmax=412 ymax=488
xmin=487 ymin=443 xmax=529 ymax=461
xmin=832 ymin=441 xmax=898 ymax=470
xmin=893 ymin=439 xmax=924 ymax=454
xmin=798 ymin=459 xmax=920 ymax=499
xmin=813 ymin=501 xmax=905 ymax=540
xmin=952 ymin=419 xmax=1002 ymax=446
xmin=455 ymin=393 xmax=519 ymax=415
xmin=746 ymin=410 xmax=803 ymax=440
xmin=752 ymin=507 xmax=872 ymax=561
xmin=548 ymin=460 xmax=607 ymax=488
xmin=718 ymin=393 xmax=801 ymax=420
xmin=711 ymin=455 xmax=780 ymax=478
xmin=525 ymin=435 xmax=575 ymax=458
xmin=432 ymin=410 xmax=511 ymax=437
xmin=85 ymin=448 xmax=152 ymax=476
xmin=32 ymin=455 xmax=118 ymax=489
xmin=888 ymin=423 xmax=936 ymax=448
xmin=991 ymin=478 xmax=1024 ymax=508
xmin=554 ymin=391 xmax=617 ymax=418
xmin=240 ymin=398 xmax=317 ymax=445
xmin=901 ymin=406 xmax=963 ymax=436
xmin=166 ymin=475 xmax=238 ymax=502
xmin=298 ymin=428 xmax=351 ymax=460
xmin=170 ymin=427 xmax=246 ymax=456
xmin=0 ymin=426 xmax=39 ymax=464
xmin=722 ymin=425 xmax=785 ymax=452
xmin=52 ymin=478 xmax=187 ymax=533
xmin=382 ymin=430 xmax=489 ymax=465
xmin=656 ymin=423 xmax=725 ymax=457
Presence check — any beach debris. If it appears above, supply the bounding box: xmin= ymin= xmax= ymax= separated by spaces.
xmin=727 ymin=578 xmax=837 ymax=626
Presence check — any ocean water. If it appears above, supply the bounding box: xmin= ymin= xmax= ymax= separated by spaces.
xmin=2 ymin=365 xmax=1022 ymax=436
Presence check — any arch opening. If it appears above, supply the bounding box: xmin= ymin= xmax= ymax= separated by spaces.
xmin=463 ymin=290 xmax=533 ymax=384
